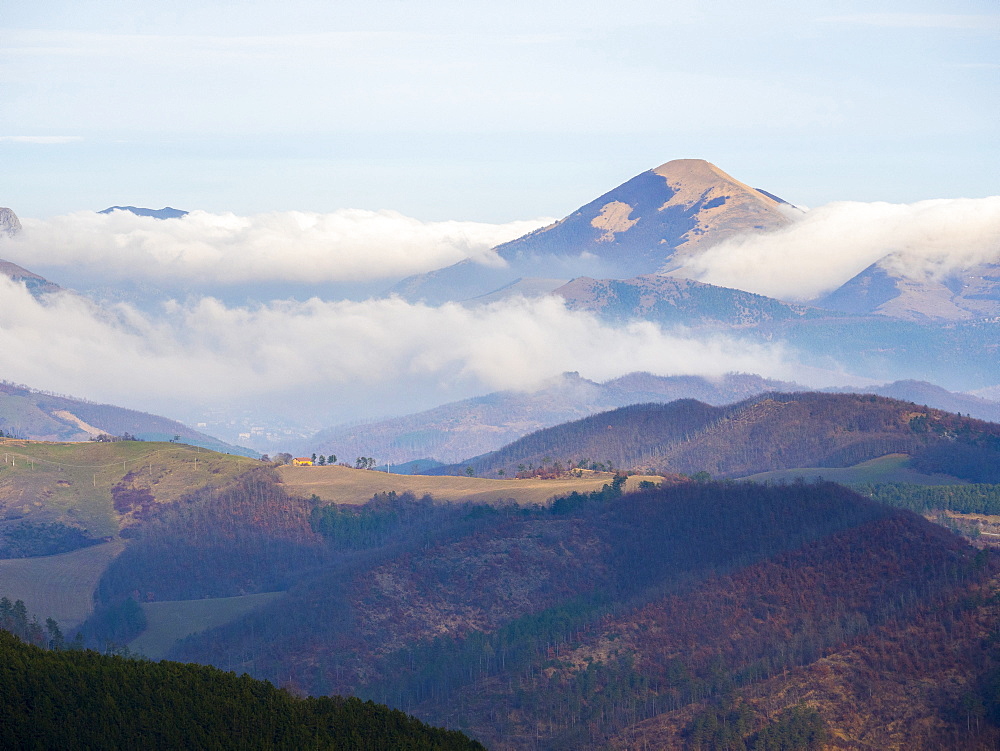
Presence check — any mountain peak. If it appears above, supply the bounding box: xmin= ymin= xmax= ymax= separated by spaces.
xmin=393 ymin=159 xmax=797 ymax=304
xmin=0 ymin=207 xmax=22 ymax=237
xmin=649 ymin=159 xmax=796 ymax=260
xmin=99 ymin=206 xmax=188 ymax=219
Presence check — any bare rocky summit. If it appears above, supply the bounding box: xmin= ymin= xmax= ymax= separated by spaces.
xmin=392 ymin=159 xmax=797 ymax=304
xmin=0 ymin=207 xmax=22 ymax=237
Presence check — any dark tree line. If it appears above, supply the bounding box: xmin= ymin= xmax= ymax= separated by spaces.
xmin=0 ymin=521 xmax=104 ymax=558
xmin=0 ymin=628 xmax=484 ymax=750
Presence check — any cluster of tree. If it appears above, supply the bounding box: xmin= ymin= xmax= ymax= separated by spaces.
xmin=0 ymin=628 xmax=484 ymax=749
xmin=76 ymin=597 xmax=148 ymax=651
xmin=685 ymin=700 xmax=826 ymax=751
xmin=355 ymin=457 xmax=377 ymax=470
xmin=89 ymin=432 xmax=143 ymax=442
xmin=505 ymin=457 xmax=621 ymax=479
xmin=910 ymin=440 xmax=1000 ymax=483
xmin=310 ymin=453 xmax=337 ymax=465
xmin=0 ymin=597 xmax=63 ymax=650
xmin=309 ymin=490 xmax=449 ymax=550
xmin=92 ymin=468 xmax=327 ymax=606
xmin=0 ymin=521 xmax=104 ymax=558
xmin=857 ymin=482 xmax=1000 ymax=516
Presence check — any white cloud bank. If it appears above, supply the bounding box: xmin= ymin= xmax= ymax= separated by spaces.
xmin=0 ymin=276 xmax=795 ymax=425
xmin=682 ymin=197 xmax=1000 ymax=301
xmin=5 ymin=210 xmax=553 ymax=287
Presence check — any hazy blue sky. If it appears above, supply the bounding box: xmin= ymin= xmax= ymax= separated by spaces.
xmin=3 ymin=0 xmax=997 ymax=221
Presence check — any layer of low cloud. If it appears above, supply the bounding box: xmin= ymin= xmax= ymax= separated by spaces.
xmin=5 ymin=210 xmax=552 ymax=287
xmin=0 ymin=277 xmax=796 ymax=428
xmin=681 ymin=197 xmax=1000 ymax=302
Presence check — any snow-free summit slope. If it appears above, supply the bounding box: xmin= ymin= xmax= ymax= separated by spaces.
xmin=392 ymin=159 xmax=795 ymax=304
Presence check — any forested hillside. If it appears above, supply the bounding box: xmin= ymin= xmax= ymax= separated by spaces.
xmin=434 ymin=392 xmax=1000 ymax=481
xmin=75 ymin=464 xmax=1000 ymax=749
xmin=0 ymin=629 xmax=483 ymax=750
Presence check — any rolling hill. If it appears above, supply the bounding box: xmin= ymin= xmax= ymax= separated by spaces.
xmin=430 ymin=392 xmax=1000 ymax=481
xmin=0 ymin=440 xmax=653 ymax=644
xmin=0 ymin=439 xmax=258 ymax=625
xmin=0 ymin=380 xmax=255 ymax=456
xmin=6 ymin=436 xmax=998 ymax=748
xmin=303 ymin=373 xmax=1000 ymax=467
xmin=276 ymin=463 xmax=659 ymax=506
xmin=113 ymin=473 xmax=1000 ymax=749
xmin=300 ymin=371 xmax=808 ymax=466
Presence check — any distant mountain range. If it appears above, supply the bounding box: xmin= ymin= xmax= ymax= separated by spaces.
xmin=303 ymin=372 xmax=1000 ymax=466
xmin=393 ymin=158 xmax=999 ymax=325
xmin=551 ymin=273 xmax=1000 ymax=388
xmin=0 ymin=259 xmax=61 ymax=296
xmin=0 ymin=381 xmax=255 ymax=456
xmin=98 ymin=206 xmax=188 ymax=219
xmin=554 ymin=274 xmax=826 ymax=326
xmin=815 ymin=258 xmax=1000 ymax=322
xmin=432 ymin=391 xmax=1000 ymax=482
xmin=385 ymin=159 xmax=1000 ymax=393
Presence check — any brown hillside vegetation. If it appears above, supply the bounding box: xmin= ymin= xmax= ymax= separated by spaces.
xmin=446 ymin=392 xmax=1000 ymax=482
xmin=277 ymin=463 xmax=660 ymax=506
xmin=96 ymin=471 xmax=1000 ymax=749
xmin=611 ymin=569 xmax=1000 ymax=750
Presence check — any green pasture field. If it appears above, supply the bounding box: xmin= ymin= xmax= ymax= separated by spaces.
xmin=130 ymin=591 xmax=285 ymax=660
xmin=738 ymin=454 xmax=967 ymax=487
xmin=0 ymin=540 xmax=126 ymax=629
xmin=0 ymin=439 xmax=257 ymax=536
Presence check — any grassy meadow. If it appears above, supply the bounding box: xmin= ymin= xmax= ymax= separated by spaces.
xmin=130 ymin=591 xmax=285 ymax=660
xmin=737 ymin=453 xmax=969 ymax=487
xmin=277 ymin=464 xmax=663 ymax=506
xmin=0 ymin=540 xmax=125 ymax=628
xmin=0 ymin=439 xmax=257 ymax=536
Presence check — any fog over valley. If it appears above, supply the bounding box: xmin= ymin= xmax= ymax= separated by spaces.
xmin=2 ymin=181 xmax=998 ymax=453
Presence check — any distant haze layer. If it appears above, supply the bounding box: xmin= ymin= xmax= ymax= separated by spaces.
xmin=0 ymin=277 xmax=797 ymax=426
